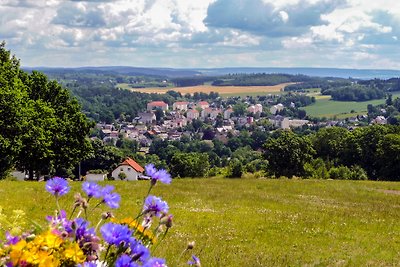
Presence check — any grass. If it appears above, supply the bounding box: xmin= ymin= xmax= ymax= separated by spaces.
xmin=302 ymin=92 xmax=400 ymax=118
xmin=1 ymin=178 xmax=400 ymax=266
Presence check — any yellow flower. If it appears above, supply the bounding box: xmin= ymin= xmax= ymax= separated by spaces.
xmin=63 ymin=242 xmax=85 ymax=263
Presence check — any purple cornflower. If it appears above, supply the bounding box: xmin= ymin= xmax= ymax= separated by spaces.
xmin=145 ymin=164 xmax=172 ymax=185
xmin=82 ymin=182 xmax=102 ymax=198
xmin=143 ymin=258 xmax=167 ymax=267
xmin=45 ymin=177 xmax=70 ymax=197
xmin=5 ymin=232 xmax=20 ymax=245
xmin=131 ymin=241 xmax=150 ymax=263
xmin=143 ymin=195 xmax=169 ymax=217
xmin=46 ymin=210 xmax=73 ymax=234
xmin=101 ymin=185 xmax=121 ymax=209
xmin=100 ymin=222 xmax=132 ymax=246
xmin=74 ymin=218 xmax=95 ymax=240
xmin=145 ymin=164 xmax=157 ymax=177
xmin=152 ymin=169 xmax=172 ymax=185
xmin=188 ymin=255 xmax=201 ymax=266
xmin=116 ymin=254 xmax=140 ymax=267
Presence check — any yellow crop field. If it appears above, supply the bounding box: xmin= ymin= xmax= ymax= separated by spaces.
xmin=125 ymin=82 xmax=294 ymax=95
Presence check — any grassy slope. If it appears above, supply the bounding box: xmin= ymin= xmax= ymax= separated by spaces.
xmin=302 ymin=92 xmax=400 ymax=118
xmin=1 ymin=179 xmax=399 ymax=266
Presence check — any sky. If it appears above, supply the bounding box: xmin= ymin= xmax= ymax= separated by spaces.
xmin=1 ymin=0 xmax=400 ymax=69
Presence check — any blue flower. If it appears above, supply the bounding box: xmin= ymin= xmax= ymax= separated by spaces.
xmin=188 ymin=255 xmax=201 ymax=266
xmin=82 ymin=182 xmax=102 ymax=198
xmin=5 ymin=232 xmax=20 ymax=245
xmin=143 ymin=196 xmax=169 ymax=217
xmin=103 ymin=192 xmax=121 ymax=209
xmin=46 ymin=210 xmax=73 ymax=233
xmin=143 ymin=258 xmax=167 ymax=267
xmin=101 ymin=185 xmax=121 ymax=209
xmin=45 ymin=177 xmax=70 ymax=197
xmin=145 ymin=164 xmax=157 ymax=177
xmin=100 ymin=222 xmax=132 ymax=246
xmin=152 ymin=169 xmax=172 ymax=185
xmin=74 ymin=218 xmax=95 ymax=240
xmin=131 ymin=241 xmax=150 ymax=263
xmin=116 ymin=254 xmax=140 ymax=267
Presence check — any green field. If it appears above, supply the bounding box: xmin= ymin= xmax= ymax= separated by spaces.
xmin=302 ymin=92 xmax=400 ymax=118
xmin=1 ymin=178 xmax=399 ymax=266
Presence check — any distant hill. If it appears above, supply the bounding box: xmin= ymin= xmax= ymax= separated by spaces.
xmin=23 ymin=66 xmax=400 ymax=79
xmin=194 ymin=67 xmax=400 ymax=79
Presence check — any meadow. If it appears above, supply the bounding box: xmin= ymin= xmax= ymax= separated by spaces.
xmin=303 ymin=91 xmax=400 ymax=118
xmin=0 ymin=178 xmax=399 ymax=266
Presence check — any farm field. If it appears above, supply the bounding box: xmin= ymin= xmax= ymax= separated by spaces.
xmin=118 ymin=83 xmax=293 ymax=96
xmin=302 ymin=92 xmax=400 ymax=118
xmin=0 ymin=178 xmax=399 ymax=266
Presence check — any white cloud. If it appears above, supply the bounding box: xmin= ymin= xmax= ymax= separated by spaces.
xmin=0 ymin=0 xmax=399 ymax=69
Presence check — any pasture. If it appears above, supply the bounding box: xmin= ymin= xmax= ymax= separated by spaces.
xmin=118 ymin=83 xmax=292 ymax=96
xmin=303 ymin=91 xmax=400 ymax=118
xmin=0 ymin=178 xmax=399 ymax=266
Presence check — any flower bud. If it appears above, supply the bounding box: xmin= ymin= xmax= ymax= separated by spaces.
xmin=187 ymin=241 xmax=195 ymax=250
xmin=101 ymin=212 xmax=114 ymax=220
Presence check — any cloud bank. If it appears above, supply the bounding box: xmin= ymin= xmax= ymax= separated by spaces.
xmin=1 ymin=0 xmax=399 ymax=69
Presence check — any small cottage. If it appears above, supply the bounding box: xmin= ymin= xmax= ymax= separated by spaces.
xmin=111 ymin=158 xmax=144 ymax=181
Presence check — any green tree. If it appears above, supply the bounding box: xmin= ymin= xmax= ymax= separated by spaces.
xmin=312 ymin=127 xmax=350 ymax=163
xmin=169 ymin=152 xmax=210 ymax=177
xmin=226 ymin=158 xmax=243 ymax=178
xmin=377 ymin=133 xmax=400 ymax=180
xmin=263 ymin=130 xmax=315 ymax=177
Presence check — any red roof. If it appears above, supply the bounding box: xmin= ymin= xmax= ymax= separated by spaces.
xmin=174 ymin=101 xmax=188 ymax=105
xmin=149 ymin=101 xmax=168 ymax=106
xmin=120 ymin=158 xmax=144 ymax=173
xmin=198 ymin=101 xmax=209 ymax=105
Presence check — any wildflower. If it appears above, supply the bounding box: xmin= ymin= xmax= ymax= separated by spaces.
xmin=5 ymin=231 xmax=20 ymax=245
xmin=64 ymin=242 xmax=85 ymax=263
xmin=143 ymin=257 xmax=167 ymax=267
xmin=116 ymin=254 xmax=140 ymax=267
xmin=145 ymin=164 xmax=158 ymax=177
xmin=160 ymin=214 xmax=173 ymax=229
xmin=101 ymin=185 xmax=121 ymax=209
xmin=82 ymin=182 xmax=103 ymax=199
xmin=100 ymin=223 xmax=132 ymax=246
xmin=45 ymin=177 xmax=70 ymax=197
xmin=46 ymin=210 xmax=73 ymax=234
xmin=143 ymin=196 xmax=169 ymax=217
xmin=152 ymin=169 xmax=172 ymax=185
xmin=130 ymin=241 xmax=150 ymax=263
xmin=188 ymin=255 xmax=201 ymax=267
xmin=145 ymin=164 xmax=172 ymax=185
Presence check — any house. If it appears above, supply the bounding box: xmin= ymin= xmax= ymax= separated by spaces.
xmin=270 ymin=103 xmax=284 ymax=115
xmin=255 ymin=104 xmax=263 ymax=113
xmin=201 ymin=107 xmax=213 ymax=119
xmin=172 ymin=101 xmax=189 ymax=111
xmin=111 ymin=158 xmax=144 ymax=181
xmin=210 ymin=109 xmax=222 ymax=119
xmin=86 ymin=173 xmax=107 ymax=182
xmin=269 ymin=115 xmax=290 ymax=129
xmin=224 ymin=108 xmax=233 ymax=119
xmin=372 ymin=116 xmax=387 ymax=124
xmin=186 ymin=109 xmax=199 ymax=120
xmin=137 ymin=112 xmax=156 ymax=124
xmin=197 ymin=101 xmax=209 ymax=109
xmin=147 ymin=101 xmax=169 ymax=111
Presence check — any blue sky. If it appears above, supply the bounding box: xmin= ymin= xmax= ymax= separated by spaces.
xmin=1 ymin=0 xmax=400 ymax=69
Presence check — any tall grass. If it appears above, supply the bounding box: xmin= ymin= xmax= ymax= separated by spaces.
xmin=0 ymin=178 xmax=399 ymax=266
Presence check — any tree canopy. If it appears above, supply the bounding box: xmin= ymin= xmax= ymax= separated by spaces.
xmin=0 ymin=42 xmax=92 ymax=179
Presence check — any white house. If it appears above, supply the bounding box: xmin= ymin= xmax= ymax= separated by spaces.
xmin=86 ymin=173 xmax=107 ymax=182
xmin=186 ymin=109 xmax=199 ymax=120
xmin=197 ymin=101 xmax=209 ymax=110
xmin=224 ymin=108 xmax=234 ymax=119
xmin=270 ymin=103 xmax=284 ymax=115
xmin=111 ymin=158 xmax=144 ymax=181
xmin=172 ymin=101 xmax=189 ymax=111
